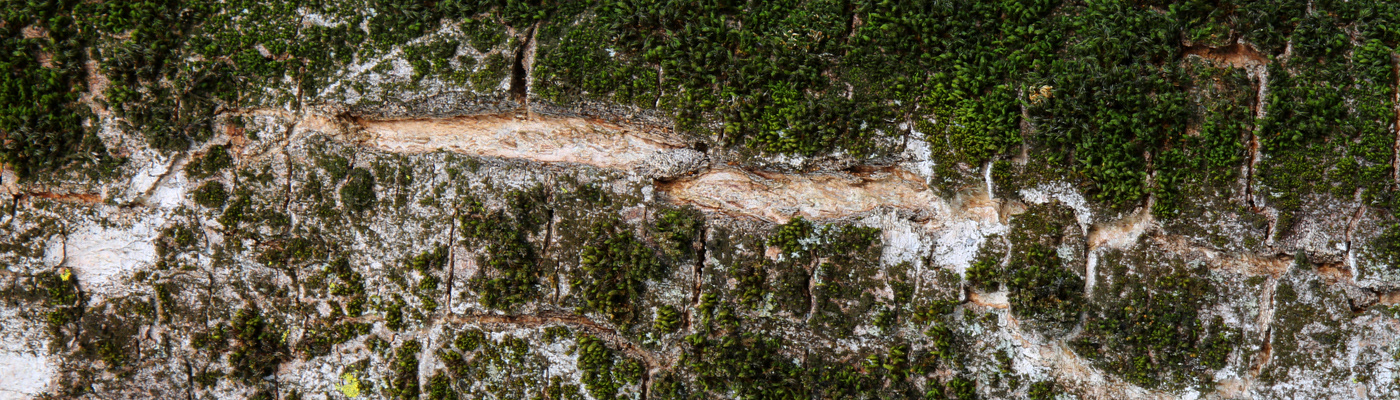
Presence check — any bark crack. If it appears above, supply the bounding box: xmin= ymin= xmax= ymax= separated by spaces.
xmin=688 ymin=224 xmax=707 ymax=329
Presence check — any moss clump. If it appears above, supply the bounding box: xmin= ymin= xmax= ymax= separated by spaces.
xmin=1363 ymin=223 xmax=1400 ymax=279
xmin=192 ymin=180 xmax=228 ymax=208
xmin=454 ymin=329 xmax=485 ymax=352
xmin=1071 ymin=248 xmax=1239 ymax=389
xmin=576 ymin=334 xmax=625 ymax=400
xmin=1258 ymin=267 xmax=1352 ymax=384
xmin=185 ymin=145 xmax=233 ymax=178
xmin=37 ymin=270 xmax=85 ymax=347
xmin=651 ymin=206 xmax=704 ymax=259
xmin=543 ymin=326 xmax=571 ymax=343
xmin=299 ymin=320 xmax=371 ymax=357
xmin=225 ymin=307 xmax=288 ymax=382
xmin=328 ymin=258 xmax=369 ymax=316
xmin=384 ymin=297 xmax=406 ymax=331
xmin=426 ymin=370 xmax=455 ymax=400
xmin=461 ymin=199 xmax=541 ymax=310
xmin=1005 ymin=243 xmax=1084 ymax=333
xmin=971 ymin=202 xmax=1086 ymax=335
xmin=0 ymin=0 xmax=117 ymax=180
xmin=317 ymin=153 xmax=351 ymax=183
xmin=1027 ymin=380 xmax=1056 ymax=400
xmin=649 ymin=372 xmax=688 ymax=400
xmin=339 ymin=168 xmax=377 ymax=213
xmin=964 ymin=236 xmax=1006 ymax=291
xmin=574 ymin=220 xmax=661 ymax=327
xmin=155 ymin=224 xmax=198 ymax=258
xmin=406 ymin=245 xmax=448 ymax=313
xmin=654 ymin=305 xmax=681 ymax=333
xmin=681 ymin=330 xmax=805 ymax=399
xmin=390 ymin=340 xmax=422 ymax=399
xmin=730 ymin=259 xmax=770 ymax=310
xmin=948 ymin=377 xmax=977 ymax=400
xmin=742 ymin=217 xmax=883 ymax=334
xmin=217 ymin=190 xmax=253 ymax=229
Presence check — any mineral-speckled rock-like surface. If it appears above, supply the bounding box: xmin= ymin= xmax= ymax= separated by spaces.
xmin=3 ymin=2 xmax=1400 ymax=400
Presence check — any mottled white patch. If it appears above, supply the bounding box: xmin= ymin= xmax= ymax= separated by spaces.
xmin=931 ymin=218 xmax=1006 ymax=275
xmin=59 ymin=215 xmax=164 ymax=296
xmin=0 ymin=353 xmax=54 ymax=399
xmin=1019 ymin=182 xmax=1093 ymax=229
xmin=146 ymin=171 xmax=188 ymax=209
xmin=124 ymin=156 xmax=175 ymax=201
xmin=900 ymin=126 xmax=935 ymax=183
xmin=1085 ymin=249 xmax=1100 ymax=295
xmin=860 ymin=210 xmax=930 ymax=269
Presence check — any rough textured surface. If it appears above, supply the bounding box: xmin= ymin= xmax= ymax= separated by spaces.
xmin=4 ymin=2 xmax=1400 ymax=400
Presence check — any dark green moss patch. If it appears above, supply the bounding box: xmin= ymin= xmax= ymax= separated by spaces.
xmin=192 ymin=180 xmax=228 ymax=208
xmin=574 ymin=220 xmax=661 ymax=327
xmin=339 ymin=168 xmax=377 ymax=213
xmin=225 ymin=306 xmax=289 ymax=382
xmin=576 ymin=334 xmax=624 ymax=400
xmin=1071 ymin=246 xmax=1239 ymax=390
xmin=651 ymin=205 xmax=704 ymax=260
xmin=460 ymin=199 xmax=542 ymax=310
xmin=972 ymin=201 xmax=1085 ymax=335
xmin=738 ymin=217 xmax=883 ymax=336
xmin=185 ymin=145 xmax=234 ymax=178
xmin=1005 ymin=243 xmax=1084 ymax=334
xmin=390 ymin=340 xmax=422 ymax=399
xmin=654 ymin=305 xmax=681 ymax=333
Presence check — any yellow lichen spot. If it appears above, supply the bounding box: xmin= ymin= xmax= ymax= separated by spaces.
xmin=59 ymin=268 xmax=72 ymax=281
xmin=336 ymin=373 xmax=360 ymax=398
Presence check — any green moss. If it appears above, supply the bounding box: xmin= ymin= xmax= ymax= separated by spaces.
xmin=650 ymin=372 xmax=688 ymax=400
xmin=455 ymin=329 xmax=484 ymax=352
xmin=218 ymin=190 xmax=253 ymax=229
xmin=461 ymin=199 xmax=541 ymax=310
xmin=948 ymin=377 xmax=977 ymax=400
xmin=768 ymin=217 xmax=815 ymax=259
xmin=654 ymin=305 xmax=681 ymax=333
xmin=385 ymin=297 xmax=405 ymax=331
xmin=746 ymin=218 xmax=884 ymax=334
xmin=37 ymin=270 xmax=84 ymax=347
xmin=1365 ymin=223 xmax=1400 ymax=277
xmin=680 ymin=330 xmax=807 ymax=399
xmin=576 ymin=334 xmax=622 ymax=400
xmin=1027 ymin=380 xmax=1056 ymax=400
xmin=192 ymin=180 xmax=228 ymax=208
xmin=156 ymin=224 xmax=198 ymax=258
xmin=459 ymin=16 xmax=507 ymax=52
xmin=317 ymin=153 xmax=352 ymax=183
xmin=0 ymin=0 xmax=117 ymax=180
xmin=185 ymin=145 xmax=233 ymax=178
xmin=970 ymin=202 xmax=1087 ymax=335
xmin=426 ymin=371 xmax=455 ymax=400
xmin=652 ymin=206 xmax=704 ymax=259
xmin=965 ymin=236 xmax=1006 ymax=292
xmin=1005 ymin=243 xmax=1084 ymax=333
xmin=390 ymin=340 xmax=423 ymax=399
xmin=340 ymin=168 xmax=377 ymax=213
xmin=574 ymin=220 xmax=661 ymax=327
xmin=543 ymin=326 xmax=571 ymax=343
xmin=507 ymin=186 xmax=551 ymax=234
xmin=1071 ymin=248 xmax=1237 ymax=389
xmin=471 ymin=53 xmax=511 ymax=92
xmin=225 ymin=307 xmax=288 ymax=382
xmin=404 ymin=245 xmax=448 ymax=313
